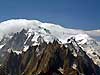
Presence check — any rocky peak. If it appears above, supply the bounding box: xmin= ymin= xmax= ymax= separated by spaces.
xmin=0 ymin=40 xmax=100 ymax=75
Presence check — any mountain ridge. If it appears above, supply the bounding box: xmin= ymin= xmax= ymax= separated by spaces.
xmin=0 ymin=19 xmax=100 ymax=40
xmin=0 ymin=19 xmax=100 ymax=75
xmin=0 ymin=19 xmax=100 ymax=66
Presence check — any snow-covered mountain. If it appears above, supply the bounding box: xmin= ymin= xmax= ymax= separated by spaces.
xmin=0 ymin=19 xmax=100 ymax=75
xmin=0 ymin=19 xmax=100 ymax=66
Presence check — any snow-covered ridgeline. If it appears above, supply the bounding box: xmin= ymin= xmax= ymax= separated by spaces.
xmin=0 ymin=19 xmax=99 ymax=41
xmin=0 ymin=19 xmax=100 ymax=66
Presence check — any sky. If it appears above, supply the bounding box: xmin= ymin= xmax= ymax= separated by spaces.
xmin=0 ymin=0 xmax=99 ymax=30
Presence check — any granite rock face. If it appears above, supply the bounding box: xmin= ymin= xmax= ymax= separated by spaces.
xmin=0 ymin=40 xmax=100 ymax=75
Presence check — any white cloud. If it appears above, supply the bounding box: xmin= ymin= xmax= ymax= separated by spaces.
xmin=85 ymin=30 xmax=100 ymax=37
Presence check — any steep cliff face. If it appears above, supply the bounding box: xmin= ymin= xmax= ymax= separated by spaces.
xmin=1 ymin=40 xmax=100 ymax=75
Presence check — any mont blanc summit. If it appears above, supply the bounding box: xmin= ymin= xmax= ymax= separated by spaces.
xmin=0 ymin=19 xmax=100 ymax=75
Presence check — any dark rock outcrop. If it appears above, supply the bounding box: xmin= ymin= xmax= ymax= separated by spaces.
xmin=0 ymin=40 xmax=100 ymax=75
